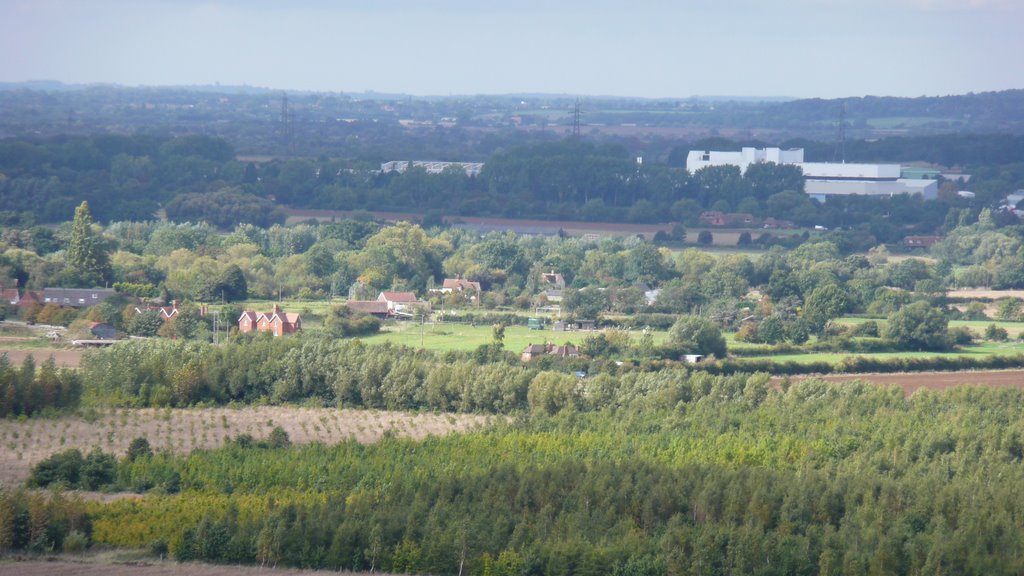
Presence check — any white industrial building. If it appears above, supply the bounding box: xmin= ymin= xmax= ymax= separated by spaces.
xmin=380 ymin=161 xmax=484 ymax=177
xmin=686 ymin=147 xmax=938 ymax=200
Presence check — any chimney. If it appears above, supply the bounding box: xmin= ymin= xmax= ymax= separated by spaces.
xmin=172 ymin=299 xmax=180 ymax=309
xmin=273 ymin=304 xmax=282 ymax=316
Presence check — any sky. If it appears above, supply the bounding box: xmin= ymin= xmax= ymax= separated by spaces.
xmin=1 ymin=0 xmax=1022 ymax=99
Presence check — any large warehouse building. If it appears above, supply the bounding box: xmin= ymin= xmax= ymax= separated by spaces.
xmin=686 ymin=147 xmax=938 ymax=200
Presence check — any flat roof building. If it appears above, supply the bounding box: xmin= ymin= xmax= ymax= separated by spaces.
xmin=686 ymin=147 xmax=937 ymax=201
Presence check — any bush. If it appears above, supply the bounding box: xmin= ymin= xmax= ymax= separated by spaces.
xmin=945 ymin=326 xmax=972 ymax=346
xmin=851 ymin=321 xmax=880 ymax=337
xmin=29 ymin=449 xmax=85 ymax=488
xmin=697 ymin=231 xmax=713 ymax=245
xmin=985 ymin=323 xmax=1009 ymax=342
xmin=63 ymin=530 xmax=89 ymax=554
xmin=267 ymin=426 xmax=291 ymax=449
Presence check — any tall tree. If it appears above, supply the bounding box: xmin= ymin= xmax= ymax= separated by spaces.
xmin=65 ymin=201 xmax=110 ymax=287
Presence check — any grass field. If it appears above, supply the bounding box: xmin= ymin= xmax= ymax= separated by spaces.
xmin=357 ymin=322 xmax=670 ymax=352
xmin=765 ymin=342 xmax=1024 ymax=365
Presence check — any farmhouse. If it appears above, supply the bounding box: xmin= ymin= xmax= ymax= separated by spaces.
xmin=378 ymin=291 xmax=430 ymax=316
xmin=238 ymin=304 xmax=302 ymax=336
xmin=438 ymin=278 xmax=482 ymax=294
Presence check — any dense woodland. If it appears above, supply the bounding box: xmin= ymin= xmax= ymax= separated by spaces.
xmin=2 ymin=132 xmax=1023 ymax=229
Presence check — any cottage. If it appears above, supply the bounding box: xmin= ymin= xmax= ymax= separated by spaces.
xmin=521 ymin=342 xmax=581 ymax=362
xmin=542 ymin=271 xmax=566 ymax=291
xmin=439 ymin=278 xmax=482 ymax=293
xmin=520 ymin=343 xmax=548 ymax=362
xmin=238 ymin=311 xmax=259 ymax=333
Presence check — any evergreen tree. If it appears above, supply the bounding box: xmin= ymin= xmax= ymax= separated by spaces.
xmin=65 ymin=201 xmax=110 ymax=287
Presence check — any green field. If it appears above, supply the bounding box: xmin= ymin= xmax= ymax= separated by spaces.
xmin=764 ymin=341 xmax=1024 ymax=365
xmin=358 ymin=322 xmax=669 ymax=353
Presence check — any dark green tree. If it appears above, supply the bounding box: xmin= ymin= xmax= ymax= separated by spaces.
xmin=668 ymin=315 xmax=727 ymax=358
xmin=65 ymin=201 xmax=110 ymax=287
xmin=885 ymin=301 xmax=948 ymax=350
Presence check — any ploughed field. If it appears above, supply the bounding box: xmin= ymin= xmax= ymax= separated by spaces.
xmin=0 ymin=407 xmax=490 ymax=489
xmin=784 ymin=369 xmax=1024 ymax=396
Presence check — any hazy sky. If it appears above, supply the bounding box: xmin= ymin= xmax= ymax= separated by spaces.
xmin=2 ymin=0 xmax=1021 ymax=99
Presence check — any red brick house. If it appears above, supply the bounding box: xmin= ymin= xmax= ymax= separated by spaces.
xmin=238 ymin=304 xmax=302 ymax=336
xmin=238 ymin=310 xmax=259 ymax=333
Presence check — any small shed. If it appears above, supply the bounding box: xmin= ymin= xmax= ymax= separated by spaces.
xmin=528 ymin=318 xmax=545 ymax=330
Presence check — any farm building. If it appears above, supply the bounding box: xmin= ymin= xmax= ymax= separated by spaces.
xmin=521 ymin=342 xmax=581 ymax=362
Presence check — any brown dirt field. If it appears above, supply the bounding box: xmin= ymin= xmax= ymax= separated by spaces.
xmin=782 ymin=369 xmax=1024 ymax=396
xmin=947 ymin=288 xmax=1024 ymax=300
xmin=286 ymin=208 xmax=764 ymax=245
xmin=0 ymin=557 xmax=389 ymax=575
xmin=0 ymin=348 xmax=84 ymax=368
xmin=0 ymin=407 xmax=491 ymax=489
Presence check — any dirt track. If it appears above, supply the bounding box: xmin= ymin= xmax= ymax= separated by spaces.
xmin=785 ymin=369 xmax=1024 ymax=396
xmin=0 ymin=348 xmax=84 ymax=368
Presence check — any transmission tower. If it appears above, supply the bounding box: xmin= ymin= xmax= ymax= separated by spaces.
xmin=833 ymin=102 xmax=847 ymax=164
xmin=572 ymin=98 xmax=582 ymax=138
xmin=280 ymin=93 xmax=294 ymax=151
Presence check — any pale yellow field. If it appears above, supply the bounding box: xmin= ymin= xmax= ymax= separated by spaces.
xmin=0 ymin=407 xmax=491 ymax=489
